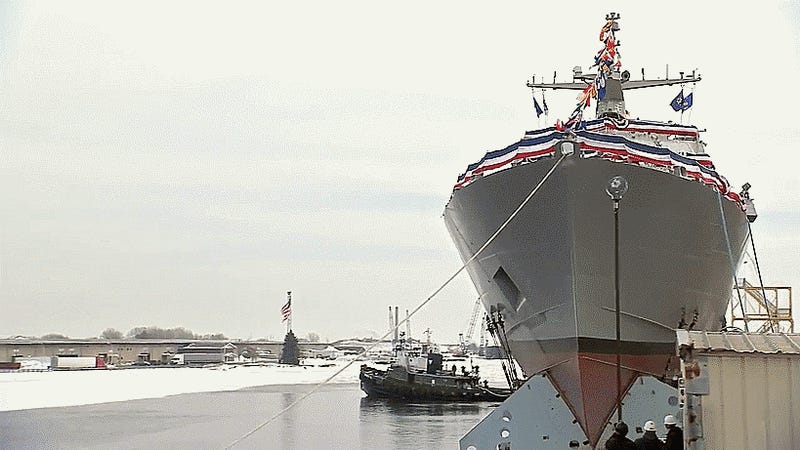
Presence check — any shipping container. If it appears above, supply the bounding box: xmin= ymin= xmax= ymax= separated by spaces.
xmin=13 ymin=356 xmax=56 ymax=370
xmin=54 ymin=356 xmax=106 ymax=370
xmin=678 ymin=330 xmax=800 ymax=450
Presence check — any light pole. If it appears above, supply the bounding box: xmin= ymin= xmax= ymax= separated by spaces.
xmin=606 ymin=175 xmax=629 ymax=422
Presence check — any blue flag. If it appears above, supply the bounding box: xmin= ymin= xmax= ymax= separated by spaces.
xmin=533 ymin=96 xmax=544 ymax=117
xmin=682 ymin=93 xmax=693 ymax=111
xmin=670 ymin=90 xmax=685 ymax=112
xmin=670 ymin=89 xmax=694 ymax=112
xmin=542 ymin=96 xmax=549 ymax=114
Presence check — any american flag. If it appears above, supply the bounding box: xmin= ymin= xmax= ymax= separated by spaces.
xmin=281 ymin=298 xmax=292 ymax=322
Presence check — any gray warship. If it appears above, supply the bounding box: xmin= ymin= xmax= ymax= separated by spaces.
xmin=443 ymin=13 xmax=755 ymax=446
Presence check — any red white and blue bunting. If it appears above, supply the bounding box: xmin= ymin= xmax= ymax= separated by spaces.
xmin=452 ymin=119 xmax=742 ymax=206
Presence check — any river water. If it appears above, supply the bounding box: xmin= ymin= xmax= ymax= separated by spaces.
xmin=0 ymin=383 xmax=499 ymax=449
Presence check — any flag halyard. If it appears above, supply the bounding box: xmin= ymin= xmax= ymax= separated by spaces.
xmin=533 ymin=96 xmax=544 ymax=117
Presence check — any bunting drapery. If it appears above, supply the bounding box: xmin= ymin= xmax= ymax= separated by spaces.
xmin=452 ymin=119 xmax=741 ymax=206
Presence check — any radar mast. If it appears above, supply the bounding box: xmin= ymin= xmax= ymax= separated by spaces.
xmin=526 ymin=12 xmax=701 ymax=120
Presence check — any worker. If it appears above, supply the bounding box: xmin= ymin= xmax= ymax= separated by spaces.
xmin=634 ymin=420 xmax=666 ymax=450
xmin=604 ymin=421 xmax=636 ymax=450
xmin=663 ymin=415 xmax=683 ymax=450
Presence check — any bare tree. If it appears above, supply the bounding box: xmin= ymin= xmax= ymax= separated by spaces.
xmin=101 ymin=328 xmax=123 ymax=339
xmin=40 ymin=333 xmax=69 ymax=340
xmin=124 ymin=326 xmax=226 ymax=340
xmin=127 ymin=326 xmax=194 ymax=339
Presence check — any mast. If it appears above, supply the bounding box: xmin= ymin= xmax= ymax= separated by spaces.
xmin=388 ymin=306 xmax=394 ymax=341
xmin=526 ymin=12 xmax=701 ymax=121
xmin=394 ymin=306 xmax=399 ymax=343
xmin=405 ymin=309 xmax=411 ymax=341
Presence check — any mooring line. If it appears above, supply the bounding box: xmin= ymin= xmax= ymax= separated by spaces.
xmin=717 ymin=191 xmax=748 ymax=332
xmin=225 ymin=152 xmax=568 ymax=448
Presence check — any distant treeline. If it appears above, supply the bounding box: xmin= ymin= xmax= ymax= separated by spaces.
xmin=124 ymin=326 xmax=227 ymax=340
xmin=37 ymin=327 xmax=227 ymax=340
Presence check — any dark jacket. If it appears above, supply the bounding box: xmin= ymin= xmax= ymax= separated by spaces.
xmin=664 ymin=426 xmax=683 ymax=450
xmin=605 ymin=432 xmax=637 ymax=450
xmin=634 ymin=431 xmax=666 ymax=450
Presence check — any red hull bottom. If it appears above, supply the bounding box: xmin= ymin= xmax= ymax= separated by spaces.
xmin=544 ymin=350 xmax=679 ymax=445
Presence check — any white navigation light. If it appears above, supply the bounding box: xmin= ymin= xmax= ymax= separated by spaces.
xmin=606 ymin=175 xmax=629 ymax=201
xmin=559 ymin=140 xmax=576 ymax=156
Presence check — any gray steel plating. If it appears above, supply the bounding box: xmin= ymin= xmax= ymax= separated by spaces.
xmin=443 ymin=153 xmax=750 ymax=375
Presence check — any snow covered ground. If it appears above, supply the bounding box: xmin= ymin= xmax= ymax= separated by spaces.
xmin=0 ymin=357 xmax=511 ymax=412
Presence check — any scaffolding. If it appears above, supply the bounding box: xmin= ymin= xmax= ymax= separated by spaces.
xmin=729 ymin=279 xmax=794 ymax=333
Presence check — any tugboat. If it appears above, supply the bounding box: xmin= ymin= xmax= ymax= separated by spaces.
xmin=359 ymin=335 xmax=511 ymax=402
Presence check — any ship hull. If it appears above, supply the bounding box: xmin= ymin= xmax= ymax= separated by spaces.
xmin=443 ymin=154 xmax=749 ymax=441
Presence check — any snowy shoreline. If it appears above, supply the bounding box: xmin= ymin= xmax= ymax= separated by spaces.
xmin=0 ymin=358 xmax=509 ymax=412
xmin=0 ymin=360 xmax=362 ymax=412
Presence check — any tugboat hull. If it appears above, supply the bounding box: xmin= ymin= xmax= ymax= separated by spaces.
xmin=359 ymin=365 xmax=510 ymax=402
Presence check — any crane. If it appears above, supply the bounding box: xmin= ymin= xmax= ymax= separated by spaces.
xmin=465 ymin=297 xmax=482 ymax=341
xmin=458 ymin=297 xmax=483 ymax=354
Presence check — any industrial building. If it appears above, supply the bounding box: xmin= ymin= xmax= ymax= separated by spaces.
xmin=0 ymin=338 xmax=330 ymax=366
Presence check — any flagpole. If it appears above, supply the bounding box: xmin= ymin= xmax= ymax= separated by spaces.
xmin=681 ymin=84 xmax=686 ymax=125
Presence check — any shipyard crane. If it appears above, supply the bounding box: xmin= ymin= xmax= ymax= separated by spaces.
xmin=466 ymin=298 xmax=482 ymax=339
xmin=479 ymin=314 xmax=487 ymax=350
xmin=458 ymin=297 xmax=483 ymax=354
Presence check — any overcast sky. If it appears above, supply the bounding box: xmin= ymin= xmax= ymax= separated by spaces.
xmin=2 ymin=2 xmax=799 ymax=342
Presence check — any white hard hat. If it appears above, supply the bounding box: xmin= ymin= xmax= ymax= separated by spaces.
xmin=664 ymin=415 xmax=678 ymax=426
xmin=643 ymin=420 xmax=657 ymax=432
